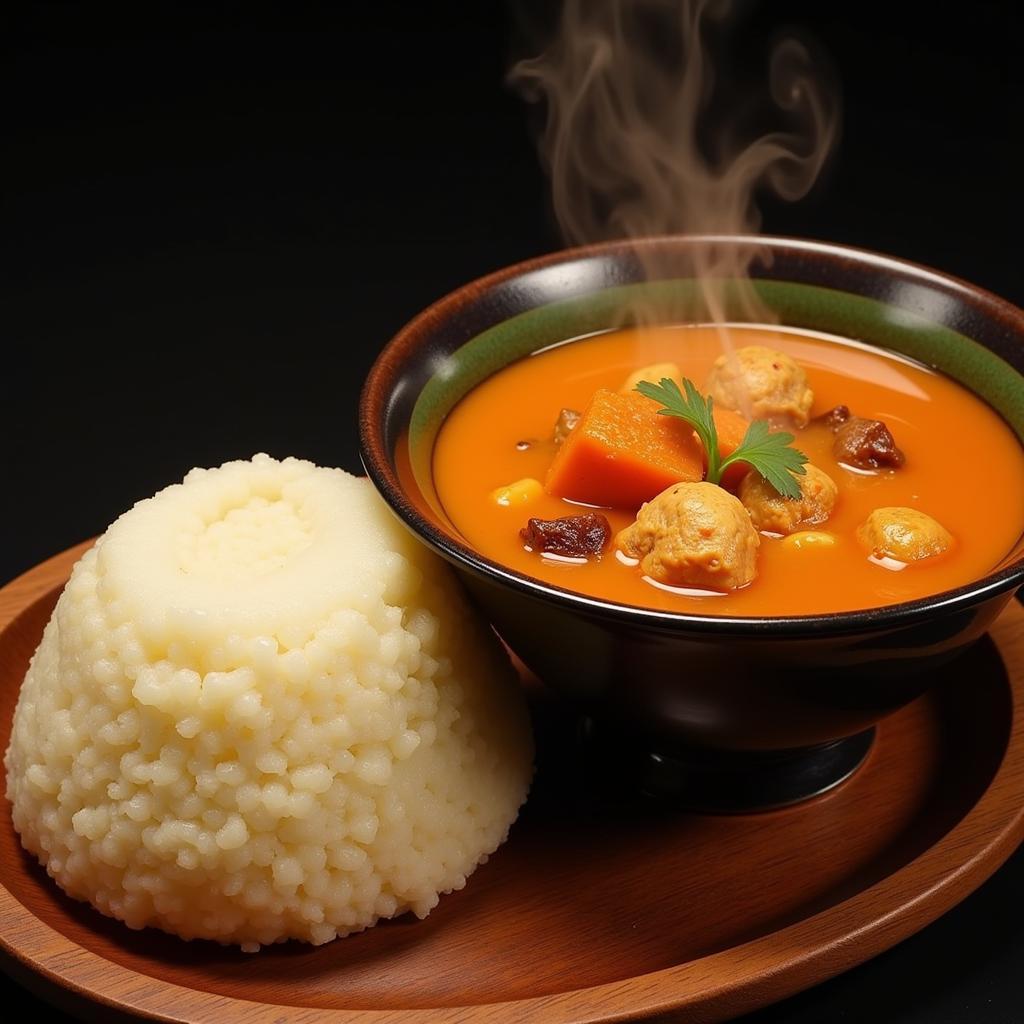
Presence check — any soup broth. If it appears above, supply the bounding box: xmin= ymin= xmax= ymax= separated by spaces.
xmin=428 ymin=326 xmax=1024 ymax=615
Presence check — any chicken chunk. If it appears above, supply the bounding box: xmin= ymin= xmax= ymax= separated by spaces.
xmin=616 ymin=481 xmax=760 ymax=590
xmin=857 ymin=507 xmax=953 ymax=563
xmin=553 ymin=407 xmax=581 ymax=446
xmin=706 ymin=345 xmax=814 ymax=427
xmin=739 ymin=464 xmax=838 ymax=535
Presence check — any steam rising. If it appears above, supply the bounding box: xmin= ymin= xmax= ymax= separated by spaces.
xmin=510 ymin=0 xmax=839 ymax=325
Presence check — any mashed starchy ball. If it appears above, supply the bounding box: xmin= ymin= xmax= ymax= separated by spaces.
xmin=857 ymin=506 xmax=953 ymax=563
xmin=5 ymin=455 xmax=533 ymax=950
xmin=706 ymin=345 xmax=815 ymax=427
xmin=616 ymin=481 xmax=760 ymax=590
xmin=739 ymin=464 xmax=838 ymax=535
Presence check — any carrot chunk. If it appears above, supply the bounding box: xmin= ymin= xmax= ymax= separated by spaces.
xmin=545 ymin=390 xmax=705 ymax=509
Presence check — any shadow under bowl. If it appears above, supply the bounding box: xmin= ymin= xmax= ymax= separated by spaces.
xmin=360 ymin=235 xmax=1024 ymax=810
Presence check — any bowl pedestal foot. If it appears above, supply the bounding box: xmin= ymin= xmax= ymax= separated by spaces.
xmin=579 ymin=718 xmax=876 ymax=813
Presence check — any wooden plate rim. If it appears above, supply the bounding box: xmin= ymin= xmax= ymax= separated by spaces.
xmin=2 ymin=542 xmax=1023 ymax=1024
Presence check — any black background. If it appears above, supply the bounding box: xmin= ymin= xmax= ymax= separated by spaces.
xmin=3 ymin=2 xmax=1024 ymax=1020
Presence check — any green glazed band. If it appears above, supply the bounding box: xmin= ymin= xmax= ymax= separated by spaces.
xmin=409 ymin=278 xmax=1024 ymax=517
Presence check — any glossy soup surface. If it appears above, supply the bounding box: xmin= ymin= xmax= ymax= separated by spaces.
xmin=429 ymin=326 xmax=1024 ymax=615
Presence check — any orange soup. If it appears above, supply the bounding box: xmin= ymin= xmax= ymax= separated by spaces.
xmin=429 ymin=326 xmax=1024 ymax=615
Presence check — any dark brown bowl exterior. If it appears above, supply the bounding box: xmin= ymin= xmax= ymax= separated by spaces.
xmin=457 ymin=573 xmax=1009 ymax=752
xmin=360 ymin=236 xmax=1024 ymax=756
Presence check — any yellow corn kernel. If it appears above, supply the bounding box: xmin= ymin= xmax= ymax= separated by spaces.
xmin=782 ymin=530 xmax=837 ymax=551
xmin=619 ymin=362 xmax=682 ymax=394
xmin=490 ymin=478 xmax=543 ymax=508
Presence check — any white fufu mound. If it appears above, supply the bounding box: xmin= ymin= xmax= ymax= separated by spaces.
xmin=5 ymin=454 xmax=533 ymax=949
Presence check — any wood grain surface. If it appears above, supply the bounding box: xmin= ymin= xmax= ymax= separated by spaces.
xmin=1 ymin=542 xmax=1023 ymax=1023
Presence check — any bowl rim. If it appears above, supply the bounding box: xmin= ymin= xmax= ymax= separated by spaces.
xmin=359 ymin=234 xmax=1024 ymax=636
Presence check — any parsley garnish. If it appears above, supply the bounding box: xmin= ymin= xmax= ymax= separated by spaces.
xmin=634 ymin=377 xmax=808 ymax=499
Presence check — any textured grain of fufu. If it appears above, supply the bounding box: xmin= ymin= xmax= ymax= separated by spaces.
xmin=5 ymin=455 xmax=533 ymax=949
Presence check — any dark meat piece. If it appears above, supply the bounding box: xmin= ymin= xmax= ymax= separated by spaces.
xmin=833 ymin=416 xmax=905 ymax=469
xmin=814 ymin=405 xmax=851 ymax=431
xmin=813 ymin=405 xmax=904 ymax=470
xmin=520 ymin=512 xmax=611 ymax=557
xmin=553 ymin=408 xmax=582 ymax=446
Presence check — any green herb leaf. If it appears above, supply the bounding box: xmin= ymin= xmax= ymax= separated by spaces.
xmin=635 ymin=376 xmax=808 ymax=498
xmin=720 ymin=419 xmax=808 ymax=499
xmin=635 ymin=376 xmax=722 ymax=483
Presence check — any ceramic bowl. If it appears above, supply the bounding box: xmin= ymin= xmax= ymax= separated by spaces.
xmin=360 ymin=236 xmax=1024 ymax=809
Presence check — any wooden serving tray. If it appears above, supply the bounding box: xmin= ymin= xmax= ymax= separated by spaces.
xmin=2 ymin=542 xmax=1024 ymax=1023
